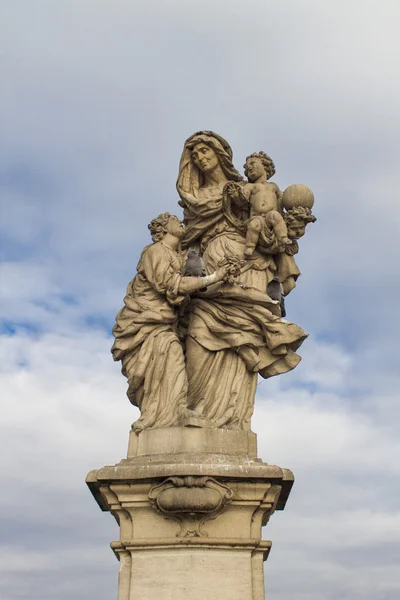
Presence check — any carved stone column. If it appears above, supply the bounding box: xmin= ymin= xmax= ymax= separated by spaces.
xmin=87 ymin=428 xmax=293 ymax=600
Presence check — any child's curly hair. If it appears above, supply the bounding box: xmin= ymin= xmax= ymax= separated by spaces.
xmin=244 ymin=151 xmax=276 ymax=180
xmin=284 ymin=206 xmax=316 ymax=226
xmin=148 ymin=212 xmax=172 ymax=242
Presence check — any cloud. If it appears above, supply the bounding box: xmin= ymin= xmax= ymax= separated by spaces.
xmin=1 ymin=0 xmax=400 ymax=598
xmin=1 ymin=329 xmax=399 ymax=599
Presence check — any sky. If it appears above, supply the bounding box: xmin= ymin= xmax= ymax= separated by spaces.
xmin=1 ymin=0 xmax=400 ymax=598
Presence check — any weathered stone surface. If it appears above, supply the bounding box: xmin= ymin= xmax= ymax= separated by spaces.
xmin=127 ymin=426 xmax=258 ymax=459
xmin=110 ymin=131 xmax=315 ymax=433
xmin=86 ymin=131 xmax=314 ymax=599
xmin=87 ymin=427 xmax=293 ymax=600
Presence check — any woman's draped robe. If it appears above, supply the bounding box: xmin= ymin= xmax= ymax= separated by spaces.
xmin=181 ymin=187 xmax=307 ymax=430
xmin=112 ymin=242 xmax=188 ymax=431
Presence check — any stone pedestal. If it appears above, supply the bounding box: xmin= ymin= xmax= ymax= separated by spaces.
xmin=86 ymin=428 xmax=293 ymax=600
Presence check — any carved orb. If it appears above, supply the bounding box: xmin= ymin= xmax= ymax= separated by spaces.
xmin=282 ymin=184 xmax=314 ymax=210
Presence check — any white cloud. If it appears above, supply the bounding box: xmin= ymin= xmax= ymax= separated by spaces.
xmin=1 ymin=1 xmax=400 ymax=598
xmin=1 ymin=329 xmax=399 ymax=599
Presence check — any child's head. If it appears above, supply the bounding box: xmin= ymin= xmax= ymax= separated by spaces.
xmin=244 ymin=152 xmax=275 ymax=181
xmin=284 ymin=207 xmax=316 ymax=240
xmin=148 ymin=213 xmax=184 ymax=242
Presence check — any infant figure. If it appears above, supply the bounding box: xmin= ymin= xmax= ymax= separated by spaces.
xmin=242 ymin=152 xmax=291 ymax=257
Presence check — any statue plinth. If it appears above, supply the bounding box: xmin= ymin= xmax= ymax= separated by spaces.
xmin=87 ymin=428 xmax=293 ymax=600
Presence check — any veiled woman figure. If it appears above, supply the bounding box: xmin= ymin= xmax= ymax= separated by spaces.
xmin=112 ymin=212 xmax=230 ymax=432
xmin=177 ymin=131 xmax=307 ymax=430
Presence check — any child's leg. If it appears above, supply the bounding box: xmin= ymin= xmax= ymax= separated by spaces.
xmin=245 ymin=216 xmax=263 ymax=256
xmin=266 ymin=210 xmax=290 ymax=244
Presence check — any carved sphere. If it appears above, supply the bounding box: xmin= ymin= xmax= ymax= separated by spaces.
xmin=282 ymin=184 xmax=314 ymax=210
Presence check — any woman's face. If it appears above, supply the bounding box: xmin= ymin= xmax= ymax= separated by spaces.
xmin=191 ymin=143 xmax=219 ymax=173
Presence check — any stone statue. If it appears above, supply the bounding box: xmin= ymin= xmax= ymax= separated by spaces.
xmin=111 ymin=212 xmax=235 ymax=432
xmin=93 ymin=133 xmax=315 ymax=600
xmin=112 ymin=131 xmax=316 ymax=432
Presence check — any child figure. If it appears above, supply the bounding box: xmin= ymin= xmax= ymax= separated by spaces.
xmin=241 ymin=152 xmax=291 ymax=257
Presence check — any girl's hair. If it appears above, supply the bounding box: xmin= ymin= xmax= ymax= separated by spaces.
xmin=148 ymin=212 xmax=172 ymax=242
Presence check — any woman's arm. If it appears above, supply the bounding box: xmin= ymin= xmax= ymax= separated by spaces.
xmin=178 ymin=266 xmax=228 ymax=294
xmin=142 ymin=244 xmax=232 ymax=300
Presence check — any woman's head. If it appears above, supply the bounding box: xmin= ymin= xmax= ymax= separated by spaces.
xmin=148 ymin=213 xmax=184 ymax=242
xmin=185 ymin=131 xmax=242 ymax=181
xmin=191 ymin=142 xmax=220 ymax=174
xmin=177 ymin=131 xmax=242 ymax=205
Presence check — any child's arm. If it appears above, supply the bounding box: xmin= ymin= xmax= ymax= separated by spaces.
xmin=270 ymin=182 xmax=283 ymax=212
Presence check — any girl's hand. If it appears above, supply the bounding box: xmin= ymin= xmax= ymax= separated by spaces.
xmin=214 ymin=263 xmax=232 ymax=283
xmin=216 ymin=255 xmax=246 ymax=284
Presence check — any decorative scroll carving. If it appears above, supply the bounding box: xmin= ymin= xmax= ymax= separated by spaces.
xmin=149 ymin=476 xmax=233 ymax=537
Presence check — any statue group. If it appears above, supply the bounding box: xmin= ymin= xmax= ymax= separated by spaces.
xmin=112 ymin=131 xmax=316 ymax=433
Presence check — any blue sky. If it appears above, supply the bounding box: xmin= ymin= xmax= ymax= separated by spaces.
xmin=1 ymin=1 xmax=400 ymax=599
